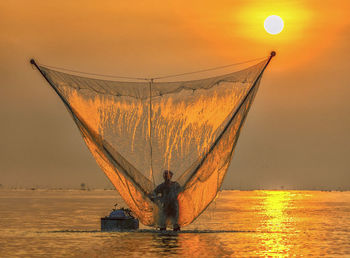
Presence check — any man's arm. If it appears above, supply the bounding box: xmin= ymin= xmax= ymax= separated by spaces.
xmin=148 ymin=183 xmax=163 ymax=202
xmin=174 ymin=182 xmax=183 ymax=194
xmin=154 ymin=183 xmax=163 ymax=195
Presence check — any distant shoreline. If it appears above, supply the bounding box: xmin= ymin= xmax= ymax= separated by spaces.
xmin=0 ymin=187 xmax=348 ymax=192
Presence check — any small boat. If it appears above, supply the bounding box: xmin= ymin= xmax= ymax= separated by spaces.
xmin=101 ymin=204 xmax=139 ymax=231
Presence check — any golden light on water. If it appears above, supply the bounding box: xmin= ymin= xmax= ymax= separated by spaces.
xmin=259 ymin=191 xmax=294 ymax=256
xmin=262 ymin=191 xmax=291 ymax=231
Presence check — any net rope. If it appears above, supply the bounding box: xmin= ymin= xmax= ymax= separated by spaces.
xmin=34 ymin=56 xmax=271 ymax=227
xmin=36 ymin=56 xmax=267 ymax=81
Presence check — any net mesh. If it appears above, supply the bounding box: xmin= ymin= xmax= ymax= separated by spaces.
xmin=37 ymin=58 xmax=268 ymax=226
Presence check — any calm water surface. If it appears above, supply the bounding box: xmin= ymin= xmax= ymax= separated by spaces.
xmin=0 ymin=190 xmax=349 ymax=257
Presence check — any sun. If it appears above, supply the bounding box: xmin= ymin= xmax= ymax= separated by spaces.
xmin=264 ymin=15 xmax=284 ymax=35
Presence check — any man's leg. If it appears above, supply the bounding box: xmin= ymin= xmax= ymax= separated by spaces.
xmin=171 ymin=203 xmax=180 ymax=231
xmin=159 ymin=208 xmax=166 ymax=231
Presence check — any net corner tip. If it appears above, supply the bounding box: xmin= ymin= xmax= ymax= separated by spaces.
xmin=270 ymin=51 xmax=276 ymax=57
xmin=30 ymin=58 xmax=36 ymax=65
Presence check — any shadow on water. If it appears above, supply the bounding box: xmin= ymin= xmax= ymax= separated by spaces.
xmin=152 ymin=234 xmax=180 ymax=255
xmin=42 ymin=229 xmax=251 ymax=256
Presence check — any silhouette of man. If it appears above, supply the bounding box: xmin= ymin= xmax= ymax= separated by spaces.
xmin=150 ymin=170 xmax=181 ymax=231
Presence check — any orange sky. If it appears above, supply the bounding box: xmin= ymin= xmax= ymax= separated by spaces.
xmin=0 ymin=0 xmax=349 ymax=189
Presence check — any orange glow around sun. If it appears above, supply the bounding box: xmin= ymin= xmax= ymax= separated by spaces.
xmin=223 ymin=0 xmax=342 ymax=69
xmin=233 ymin=2 xmax=311 ymax=42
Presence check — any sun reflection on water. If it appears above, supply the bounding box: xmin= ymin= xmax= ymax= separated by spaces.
xmin=257 ymin=191 xmax=295 ymax=256
xmin=261 ymin=191 xmax=292 ymax=231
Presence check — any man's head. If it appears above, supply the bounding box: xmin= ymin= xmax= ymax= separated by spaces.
xmin=163 ymin=170 xmax=173 ymax=181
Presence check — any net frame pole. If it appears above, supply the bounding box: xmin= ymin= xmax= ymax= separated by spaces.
xmin=182 ymin=51 xmax=276 ymax=186
xmin=148 ymin=78 xmax=155 ymax=186
xmin=30 ymin=59 xmax=75 ymax=115
xmin=30 ymin=58 xmax=151 ymax=196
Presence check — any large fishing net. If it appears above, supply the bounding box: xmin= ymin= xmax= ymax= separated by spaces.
xmin=33 ymin=55 xmax=272 ymax=227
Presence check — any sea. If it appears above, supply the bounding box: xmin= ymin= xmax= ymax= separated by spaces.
xmin=0 ymin=189 xmax=349 ymax=257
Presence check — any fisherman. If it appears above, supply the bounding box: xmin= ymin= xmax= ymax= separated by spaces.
xmin=149 ymin=170 xmax=181 ymax=231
